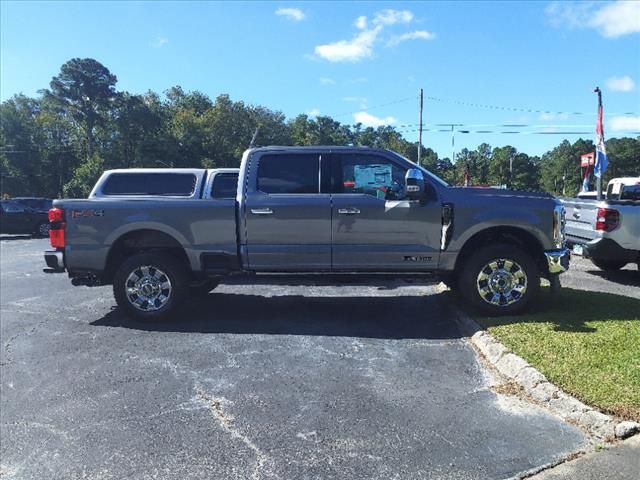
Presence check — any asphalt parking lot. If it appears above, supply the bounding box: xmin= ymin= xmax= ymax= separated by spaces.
xmin=2 ymin=237 xmax=635 ymax=479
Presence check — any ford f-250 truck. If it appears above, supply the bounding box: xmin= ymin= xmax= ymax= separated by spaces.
xmin=44 ymin=146 xmax=569 ymax=320
xmin=562 ymin=177 xmax=640 ymax=271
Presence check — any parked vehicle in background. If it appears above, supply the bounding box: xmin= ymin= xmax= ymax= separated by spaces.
xmin=0 ymin=200 xmax=51 ymax=237
xmin=12 ymin=197 xmax=53 ymax=213
xmin=43 ymin=148 xmax=569 ymax=320
xmin=563 ymin=177 xmax=640 ymax=272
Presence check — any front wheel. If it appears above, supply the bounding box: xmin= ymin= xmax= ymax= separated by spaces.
xmin=458 ymin=244 xmax=540 ymax=316
xmin=113 ymin=253 xmax=188 ymax=321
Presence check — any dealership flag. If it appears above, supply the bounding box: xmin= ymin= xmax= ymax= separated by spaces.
xmin=594 ymin=87 xmax=608 ymax=178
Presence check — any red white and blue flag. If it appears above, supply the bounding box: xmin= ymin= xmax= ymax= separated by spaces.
xmin=594 ymin=88 xmax=608 ymax=178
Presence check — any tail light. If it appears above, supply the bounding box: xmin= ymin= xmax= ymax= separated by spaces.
xmin=48 ymin=207 xmax=65 ymax=248
xmin=595 ymin=208 xmax=619 ymax=232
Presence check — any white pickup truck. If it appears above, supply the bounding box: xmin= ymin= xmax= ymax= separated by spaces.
xmin=563 ymin=177 xmax=640 ymax=271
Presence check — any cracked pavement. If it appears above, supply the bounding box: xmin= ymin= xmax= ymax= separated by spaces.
xmin=1 ymin=238 xmax=590 ymax=479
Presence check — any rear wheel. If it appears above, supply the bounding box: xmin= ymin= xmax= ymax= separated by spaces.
xmin=113 ymin=252 xmax=188 ymax=321
xmin=458 ymin=244 xmax=539 ymax=316
xmin=590 ymin=258 xmax=627 ymax=272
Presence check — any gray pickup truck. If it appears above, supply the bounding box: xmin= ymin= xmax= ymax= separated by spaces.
xmin=563 ymin=177 xmax=640 ymax=271
xmin=44 ymin=146 xmax=569 ymax=319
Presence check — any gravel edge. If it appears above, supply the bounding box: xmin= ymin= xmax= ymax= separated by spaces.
xmin=444 ymin=286 xmax=640 ymax=442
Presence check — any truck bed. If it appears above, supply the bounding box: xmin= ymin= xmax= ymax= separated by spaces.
xmin=55 ymin=197 xmax=238 ymax=274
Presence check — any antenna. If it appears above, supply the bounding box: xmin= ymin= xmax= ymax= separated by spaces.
xmin=249 ymin=127 xmax=260 ymax=148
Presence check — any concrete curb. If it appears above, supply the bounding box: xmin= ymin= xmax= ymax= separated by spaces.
xmin=447 ymin=290 xmax=640 ymax=442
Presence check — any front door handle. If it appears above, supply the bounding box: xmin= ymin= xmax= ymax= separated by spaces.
xmin=251 ymin=208 xmax=274 ymax=215
xmin=338 ymin=208 xmax=361 ymax=215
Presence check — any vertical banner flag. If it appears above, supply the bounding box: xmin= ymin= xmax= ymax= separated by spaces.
xmin=593 ymin=87 xmax=608 ymax=178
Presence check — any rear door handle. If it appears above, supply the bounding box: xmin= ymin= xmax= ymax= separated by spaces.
xmin=338 ymin=208 xmax=360 ymax=215
xmin=251 ymin=208 xmax=273 ymax=215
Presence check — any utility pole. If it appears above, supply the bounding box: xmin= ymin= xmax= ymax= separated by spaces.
xmin=417 ymin=88 xmax=423 ymax=166
xmin=509 ymin=154 xmax=513 ymax=189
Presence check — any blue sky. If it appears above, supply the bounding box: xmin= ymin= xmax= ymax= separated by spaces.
xmin=1 ymin=1 xmax=639 ymax=159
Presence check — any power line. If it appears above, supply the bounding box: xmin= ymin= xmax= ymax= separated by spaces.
xmin=395 ymin=127 xmax=640 ymax=135
xmin=425 ymin=95 xmax=637 ymax=117
xmin=394 ymin=122 xmax=599 ymax=128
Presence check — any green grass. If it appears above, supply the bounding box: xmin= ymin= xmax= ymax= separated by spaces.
xmin=473 ymin=287 xmax=640 ymax=421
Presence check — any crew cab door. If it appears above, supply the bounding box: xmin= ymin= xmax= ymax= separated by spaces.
xmin=329 ymin=153 xmax=441 ymax=271
xmin=243 ymin=152 xmax=331 ymax=271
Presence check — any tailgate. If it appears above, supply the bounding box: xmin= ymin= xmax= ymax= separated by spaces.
xmin=562 ymin=199 xmax=599 ymax=243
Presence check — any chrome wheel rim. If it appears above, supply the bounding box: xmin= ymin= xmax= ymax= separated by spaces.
xmin=125 ymin=265 xmax=172 ymax=312
xmin=476 ymin=258 xmax=527 ymax=307
xmin=39 ymin=223 xmax=50 ymax=236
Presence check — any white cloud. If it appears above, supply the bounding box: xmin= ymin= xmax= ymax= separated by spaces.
xmin=353 ymin=111 xmax=396 ymax=127
xmin=609 ymin=115 xmax=640 ymax=131
xmin=355 ymin=16 xmax=367 ymax=30
xmin=307 ymin=108 xmax=321 ymax=118
xmin=606 ymin=75 xmax=636 ymax=92
xmin=315 ymin=27 xmax=381 ymax=62
xmin=387 ymin=30 xmax=436 ymax=47
xmin=319 ymin=77 xmax=336 ymax=85
xmin=149 ymin=37 xmax=168 ymax=48
xmin=313 ymin=9 xmax=432 ymax=63
xmin=342 ymin=96 xmax=368 ymax=109
xmin=546 ymin=1 xmax=640 ymax=38
xmin=275 ymin=7 xmax=306 ymax=22
xmin=373 ymin=9 xmax=414 ymax=26
xmin=591 ymin=1 xmax=640 ymax=38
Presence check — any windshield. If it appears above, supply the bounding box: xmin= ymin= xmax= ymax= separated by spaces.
xmin=390 ymin=151 xmax=450 ymax=188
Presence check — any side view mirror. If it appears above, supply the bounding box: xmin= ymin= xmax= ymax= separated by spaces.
xmin=405 ymin=168 xmax=425 ymax=200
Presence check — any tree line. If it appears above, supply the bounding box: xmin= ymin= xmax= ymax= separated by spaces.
xmin=1 ymin=58 xmax=638 ymax=198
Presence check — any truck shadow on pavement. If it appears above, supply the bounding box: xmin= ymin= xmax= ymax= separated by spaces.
xmin=91 ymin=290 xmax=463 ymax=340
xmin=0 ymin=234 xmax=34 ymax=241
xmin=586 ymin=268 xmax=640 ymax=288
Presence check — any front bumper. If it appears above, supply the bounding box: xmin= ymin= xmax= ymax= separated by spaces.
xmin=544 ymin=248 xmax=570 ymax=274
xmin=44 ymin=250 xmax=65 ymax=273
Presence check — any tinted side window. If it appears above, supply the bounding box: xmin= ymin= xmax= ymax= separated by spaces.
xmin=621 ymin=185 xmax=640 ymax=201
xmin=1 ymin=202 xmax=25 ymax=213
xmin=103 ymin=173 xmax=197 ymax=196
xmin=211 ymin=174 xmax=238 ymax=199
xmin=257 ymin=154 xmax=319 ymax=194
xmin=334 ymin=155 xmax=407 ymax=200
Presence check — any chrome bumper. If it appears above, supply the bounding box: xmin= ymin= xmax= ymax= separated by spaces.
xmin=44 ymin=250 xmax=65 ymax=273
xmin=544 ymin=248 xmax=570 ymax=274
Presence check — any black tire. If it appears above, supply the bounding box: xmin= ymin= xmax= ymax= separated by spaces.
xmin=590 ymin=258 xmax=627 ymax=272
xmin=189 ymin=279 xmax=220 ymax=296
xmin=113 ymin=252 xmax=188 ymax=321
xmin=34 ymin=222 xmax=50 ymax=238
xmin=440 ymin=274 xmax=458 ymax=292
xmin=458 ymin=244 xmax=540 ymax=316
